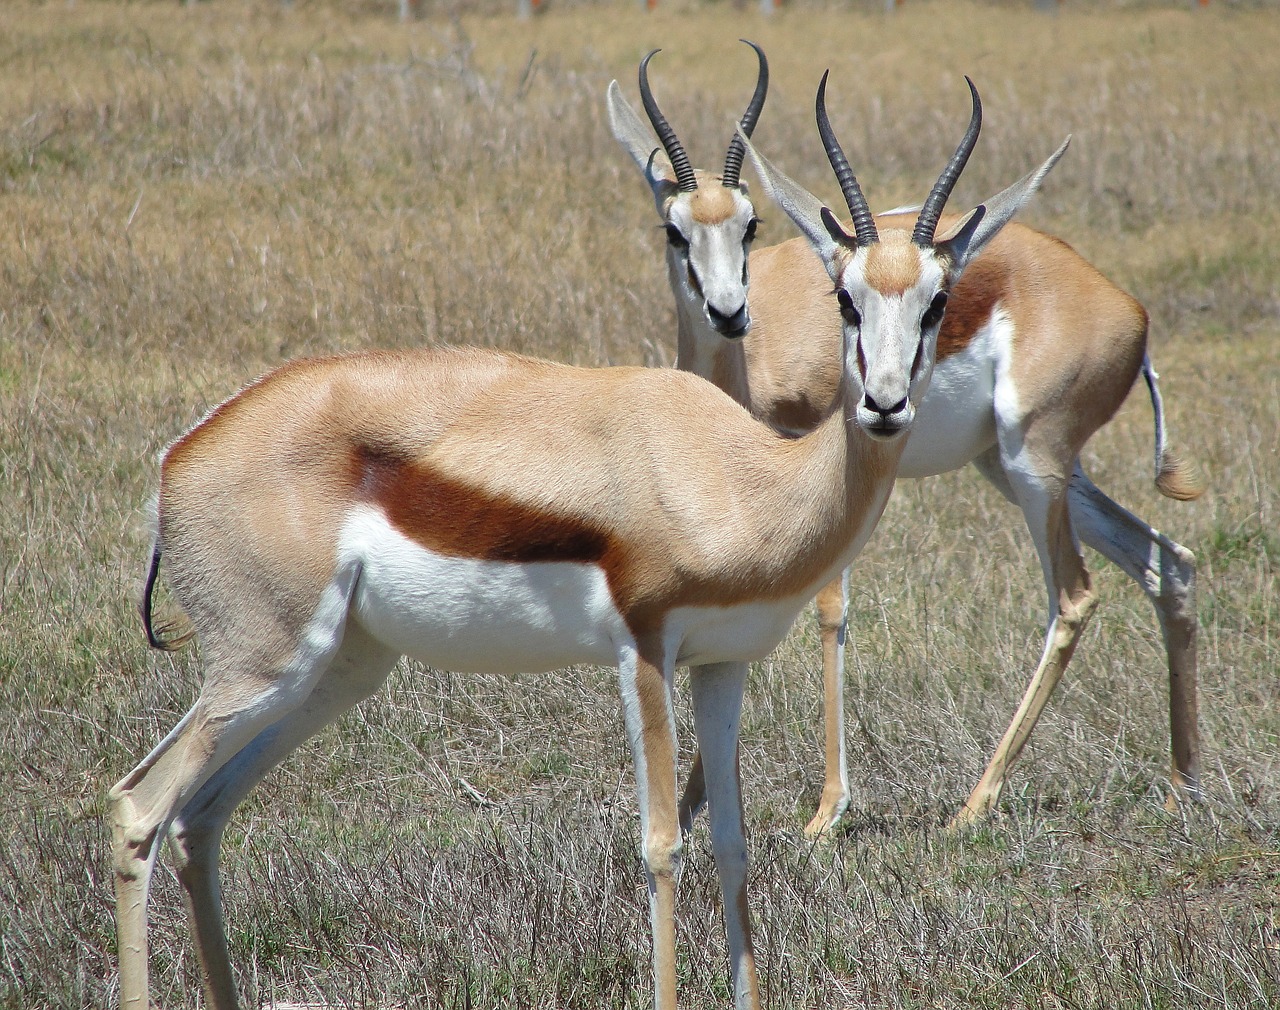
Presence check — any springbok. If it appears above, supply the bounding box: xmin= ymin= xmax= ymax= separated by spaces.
xmin=608 ymin=46 xmax=1203 ymax=834
xmin=108 ymin=76 xmax=1064 ymax=1010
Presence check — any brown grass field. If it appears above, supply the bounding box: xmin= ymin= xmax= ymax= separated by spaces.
xmin=1 ymin=1 xmax=1278 ymax=1007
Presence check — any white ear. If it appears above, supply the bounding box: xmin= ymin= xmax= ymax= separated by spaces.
xmin=938 ymin=135 xmax=1070 ymax=270
xmin=737 ymin=123 xmax=845 ymax=281
xmin=607 ymin=80 xmax=676 ymax=208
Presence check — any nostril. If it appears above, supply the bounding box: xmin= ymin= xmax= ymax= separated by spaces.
xmin=863 ymin=393 xmax=907 ymax=417
xmin=708 ymin=303 xmax=747 ymax=328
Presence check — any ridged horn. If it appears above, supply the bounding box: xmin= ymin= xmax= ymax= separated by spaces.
xmin=638 ymin=49 xmax=698 ymax=193
xmin=815 ymin=70 xmax=877 ymax=247
xmin=722 ymin=40 xmax=769 ymax=190
xmin=912 ymin=77 xmax=982 ymax=247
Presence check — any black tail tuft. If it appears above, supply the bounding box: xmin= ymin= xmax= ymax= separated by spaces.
xmin=139 ymin=543 xmax=194 ymax=651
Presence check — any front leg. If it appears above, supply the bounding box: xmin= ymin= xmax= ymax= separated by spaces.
xmin=618 ymin=643 xmax=682 ymax=1010
xmin=682 ymin=571 xmax=851 ymax=841
xmin=690 ymin=661 xmax=760 ymax=1010
xmin=806 ymin=571 xmax=852 ymax=837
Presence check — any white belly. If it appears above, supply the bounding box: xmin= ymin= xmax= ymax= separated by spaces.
xmin=340 ymin=508 xmax=629 ymax=674
xmin=667 ymin=595 xmax=811 ymax=667
xmin=335 ymin=508 xmax=818 ymax=675
xmin=897 ymin=313 xmax=1006 ymax=478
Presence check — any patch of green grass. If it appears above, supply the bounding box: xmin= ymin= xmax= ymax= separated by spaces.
xmin=1206 ymin=523 xmax=1278 ymax=568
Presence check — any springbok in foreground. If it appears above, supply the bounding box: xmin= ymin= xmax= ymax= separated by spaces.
xmin=109 ymin=76 xmax=1064 ymax=1010
xmin=609 ymin=46 xmax=1204 ymax=834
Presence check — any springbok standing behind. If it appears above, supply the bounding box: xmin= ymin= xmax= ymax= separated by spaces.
xmin=608 ymin=45 xmax=1203 ymax=834
xmin=108 ymin=76 xmax=1064 ymax=1010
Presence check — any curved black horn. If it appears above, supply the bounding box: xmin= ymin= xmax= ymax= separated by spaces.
xmin=912 ymin=77 xmax=982 ymax=247
xmin=638 ymin=49 xmax=698 ymax=193
xmin=722 ymin=39 xmax=769 ymax=190
xmin=815 ymin=71 xmax=877 ymax=246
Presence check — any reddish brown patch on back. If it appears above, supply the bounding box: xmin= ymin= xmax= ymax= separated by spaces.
xmin=347 ymin=441 xmax=825 ymax=637
xmin=936 ymin=254 xmax=1006 ymax=361
xmin=351 ymin=444 xmax=694 ymax=631
xmin=352 ymin=445 xmax=611 ymax=566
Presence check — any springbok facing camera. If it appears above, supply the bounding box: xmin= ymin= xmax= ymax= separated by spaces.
xmin=610 ymin=50 xmax=1203 ymax=834
xmin=108 ymin=78 xmax=1063 ymax=1010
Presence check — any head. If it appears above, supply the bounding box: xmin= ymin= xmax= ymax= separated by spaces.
xmin=742 ymin=75 xmax=1069 ymax=441
xmin=607 ymin=42 xmax=768 ymax=339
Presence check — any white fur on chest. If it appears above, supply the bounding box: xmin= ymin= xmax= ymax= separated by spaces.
xmin=339 ymin=508 xmax=630 ymax=674
xmin=897 ymin=309 xmax=1010 ymax=478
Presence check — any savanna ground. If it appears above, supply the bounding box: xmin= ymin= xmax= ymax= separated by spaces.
xmin=1 ymin=1 xmax=1278 ymax=1007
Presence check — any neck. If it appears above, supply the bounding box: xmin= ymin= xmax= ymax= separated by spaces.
xmin=710 ymin=376 xmax=902 ymax=606
xmin=672 ymin=279 xmax=752 ymax=411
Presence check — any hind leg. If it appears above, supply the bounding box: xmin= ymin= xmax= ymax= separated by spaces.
xmin=110 ymin=576 xmax=359 ymax=1009
xmin=111 ymin=671 xmax=322 ymax=1009
xmin=1068 ymin=466 xmax=1201 ymax=804
xmin=166 ymin=623 xmax=399 ymax=1009
xmin=951 ymin=446 xmax=1098 ymax=827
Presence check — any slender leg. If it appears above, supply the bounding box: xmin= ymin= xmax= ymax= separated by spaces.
xmin=110 ymin=707 xmax=200 ymax=1010
xmin=677 ymin=751 xmax=706 ymax=838
xmin=618 ymin=644 xmax=682 ymax=1010
xmin=951 ymin=449 xmax=1097 ymax=827
xmin=110 ymin=572 xmax=358 ymax=1010
xmin=680 ymin=570 xmax=851 ymax=840
xmin=167 ymin=625 xmax=399 ymax=1009
xmin=805 ymin=571 xmax=851 ymax=837
xmin=689 ymin=661 xmax=760 ymax=1010
xmin=110 ymin=662 xmax=327 ymax=1010
xmin=1068 ymin=466 xmax=1202 ymax=804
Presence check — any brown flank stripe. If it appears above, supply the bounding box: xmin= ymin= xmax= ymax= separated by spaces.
xmin=937 ymin=253 xmax=1006 ymax=361
xmin=347 ymin=441 xmax=830 ymax=637
xmin=352 ymin=444 xmax=612 ymax=566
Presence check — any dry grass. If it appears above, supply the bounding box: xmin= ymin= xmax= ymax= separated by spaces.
xmin=2 ymin=1 xmax=1278 ymax=1008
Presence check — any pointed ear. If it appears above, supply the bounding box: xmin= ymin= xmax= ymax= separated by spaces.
xmin=737 ymin=123 xmax=846 ymax=281
xmin=937 ymin=135 xmax=1070 ymax=271
xmin=607 ymin=80 xmax=677 ymax=210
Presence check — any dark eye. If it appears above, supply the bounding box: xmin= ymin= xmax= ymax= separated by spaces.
xmin=665 ymin=224 xmax=689 ymax=250
xmin=744 ymin=218 xmax=759 ymax=244
xmin=921 ymin=291 xmax=948 ymax=331
xmin=837 ymin=289 xmax=861 ymax=328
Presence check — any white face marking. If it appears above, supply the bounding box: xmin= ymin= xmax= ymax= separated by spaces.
xmin=840 ymin=250 xmax=948 ymax=440
xmin=340 ymin=508 xmax=630 ymax=675
xmin=897 ymin=308 xmax=1009 ymax=478
xmin=666 ymin=189 xmax=757 ymax=338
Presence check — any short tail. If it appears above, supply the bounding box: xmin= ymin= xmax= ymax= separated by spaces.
xmin=1142 ymin=355 xmax=1206 ymax=502
xmin=140 ymin=541 xmax=195 ymax=651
